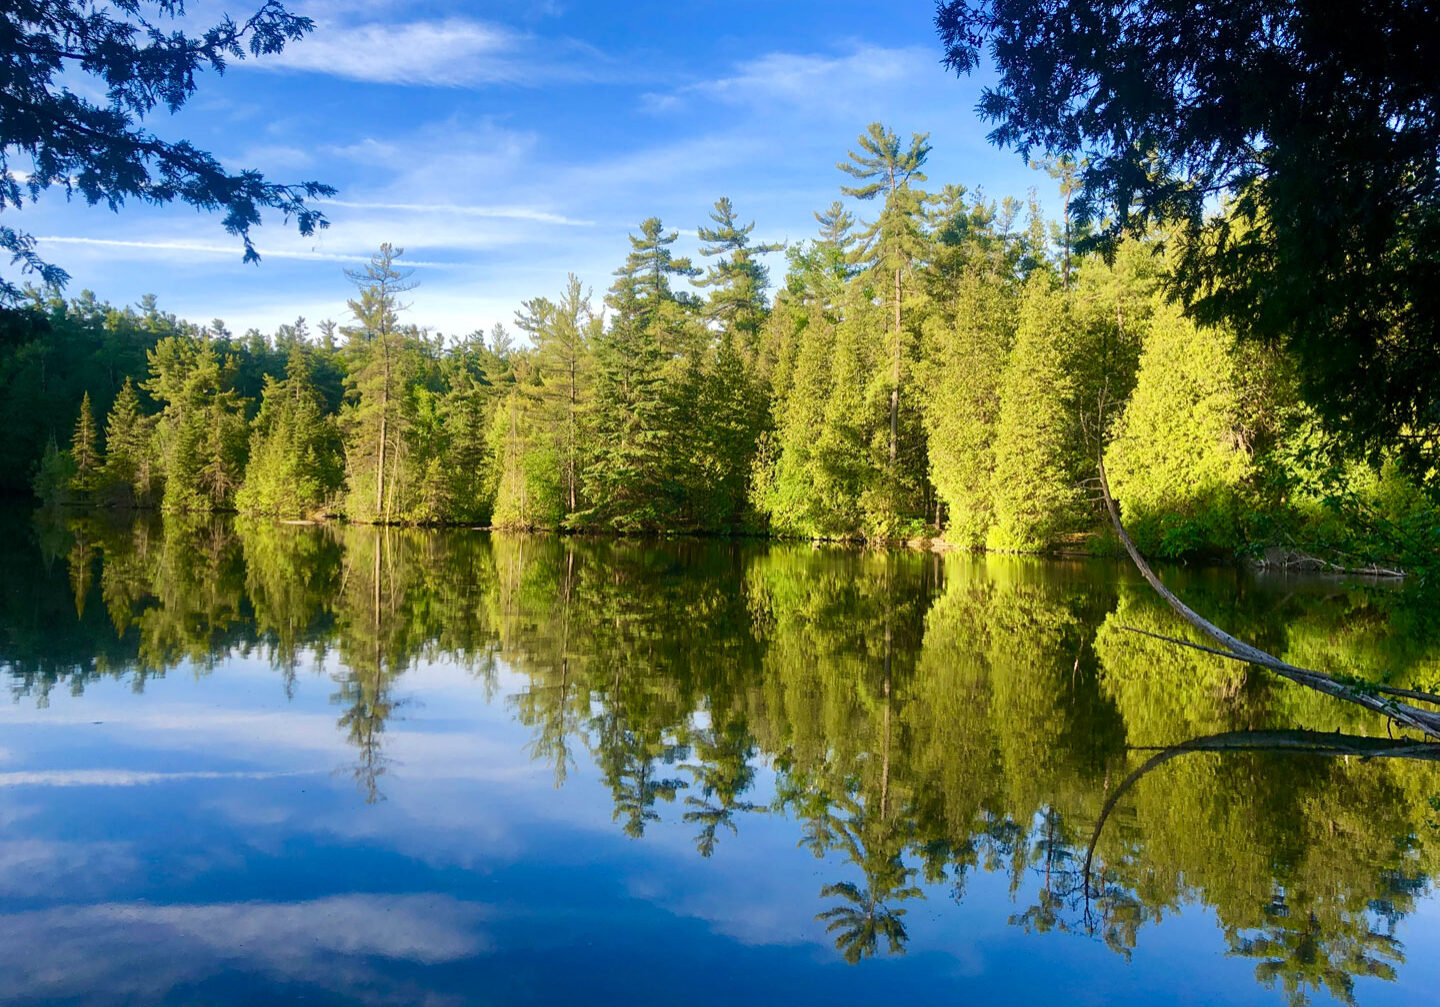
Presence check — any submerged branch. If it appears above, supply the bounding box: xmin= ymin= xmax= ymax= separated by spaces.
xmin=1097 ymin=460 xmax=1440 ymax=740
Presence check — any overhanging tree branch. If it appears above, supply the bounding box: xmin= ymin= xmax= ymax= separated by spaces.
xmin=1 ymin=1 xmax=334 ymax=299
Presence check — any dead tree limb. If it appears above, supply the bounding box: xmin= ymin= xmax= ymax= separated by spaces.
xmin=1097 ymin=459 xmax=1440 ymax=740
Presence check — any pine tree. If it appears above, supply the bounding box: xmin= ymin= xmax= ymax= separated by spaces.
xmin=145 ymin=336 xmax=248 ymax=512
xmin=920 ymin=192 xmax=1020 ymax=544
xmin=517 ymin=275 xmax=596 ymax=520
xmin=69 ymin=391 xmax=101 ymax=495
xmin=342 ymin=244 xmax=418 ymax=524
xmin=696 ymin=197 xmax=782 ymax=362
xmin=757 ymin=302 xmax=836 ymax=536
xmin=583 ymin=218 xmax=701 ymax=530
xmin=690 ymin=331 xmax=768 ymax=530
xmin=838 ymin=123 xmax=932 ymax=476
xmin=236 ymin=345 xmax=342 ymax=517
xmin=488 ymin=387 xmax=563 ymax=530
xmin=585 ymin=290 xmax=669 ymax=530
xmin=436 ymin=345 xmax=495 ymax=525
xmin=98 ymin=378 xmax=154 ymax=507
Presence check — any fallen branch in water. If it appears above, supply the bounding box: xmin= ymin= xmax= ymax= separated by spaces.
xmin=1097 ymin=459 xmax=1440 ymax=740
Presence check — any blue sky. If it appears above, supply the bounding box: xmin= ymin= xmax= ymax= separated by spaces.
xmin=20 ymin=0 xmax=1049 ymax=339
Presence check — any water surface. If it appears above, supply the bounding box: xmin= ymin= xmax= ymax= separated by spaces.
xmin=3 ymin=511 xmax=1440 ymax=1006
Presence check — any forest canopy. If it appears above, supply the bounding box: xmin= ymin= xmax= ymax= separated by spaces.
xmin=5 ymin=123 xmax=1434 ymax=576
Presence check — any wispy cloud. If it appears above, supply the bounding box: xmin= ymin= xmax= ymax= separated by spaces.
xmin=251 ymin=17 xmax=610 ymax=88
xmin=0 ymin=769 xmax=311 ymax=788
xmin=647 ymin=44 xmax=943 ymax=118
xmin=320 ymin=199 xmax=593 ymax=226
xmin=34 ymin=236 xmax=459 ymax=268
xmin=0 ymin=894 xmax=492 ymax=1004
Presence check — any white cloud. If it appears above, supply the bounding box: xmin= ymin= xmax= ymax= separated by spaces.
xmin=320 ymin=199 xmax=593 ymax=227
xmin=0 ymin=840 xmax=138 ymax=898
xmin=0 ymin=894 xmax=491 ymax=1004
xmin=0 ymin=769 xmax=306 ymax=788
xmin=249 ymin=16 xmax=611 ymax=88
xmin=652 ymin=44 xmax=944 ymax=119
xmin=33 ymin=236 xmax=460 ymax=269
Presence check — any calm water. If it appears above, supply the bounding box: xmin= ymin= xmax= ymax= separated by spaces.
xmin=3 ymin=511 xmax=1440 ymax=1006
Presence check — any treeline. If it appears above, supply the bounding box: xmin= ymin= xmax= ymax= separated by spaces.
xmin=8 ymin=514 xmax=1439 ymax=990
xmin=6 ymin=124 xmax=1435 ymax=560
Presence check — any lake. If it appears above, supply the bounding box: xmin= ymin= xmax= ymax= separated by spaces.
xmin=3 ymin=510 xmax=1439 ymax=1006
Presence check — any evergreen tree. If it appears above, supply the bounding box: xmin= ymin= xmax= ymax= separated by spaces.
xmin=696 ymin=197 xmax=782 ymax=362
xmin=838 ymin=124 xmax=931 ymax=471
xmin=342 ymin=244 xmax=418 ymax=524
xmin=144 ymin=336 xmax=248 ymax=512
xmin=919 ymin=195 xmax=1018 ymax=545
xmin=518 ymin=275 xmax=596 ymax=519
xmin=757 ymin=302 xmax=837 ymax=536
xmin=488 ymin=387 xmax=563 ymax=530
xmin=1105 ymin=302 xmax=1254 ymax=557
xmin=68 ymin=391 xmax=101 ymax=495
xmin=437 ymin=344 xmax=496 ymax=525
xmin=236 ymin=345 xmax=343 ymax=517
xmin=691 ymin=331 xmax=768 ymax=531
xmin=97 ymin=378 xmax=154 ymax=507
xmin=584 ymin=218 xmax=700 ymax=530
xmin=988 ymin=278 xmax=1082 ymax=551
xmin=31 ymin=435 xmax=75 ymax=506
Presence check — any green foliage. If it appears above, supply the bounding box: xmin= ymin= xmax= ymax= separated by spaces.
xmin=1106 ymin=302 xmax=1253 ymax=557
xmin=488 ymin=390 xmax=563 ymax=530
xmin=987 ymin=278 xmax=1081 ymax=551
xmin=8 ymin=509 xmax=1440 ymax=998
xmin=937 ymin=0 xmax=1440 ymax=487
xmin=31 ymin=436 xmax=74 ymax=507
xmin=582 ymin=217 xmax=702 ymax=532
xmin=144 ymin=336 xmax=249 ymax=513
xmin=696 ymin=197 xmax=782 ymax=362
xmin=235 ymin=346 xmax=343 ymax=518
xmin=919 ymin=192 xmax=1021 ymax=545
xmin=5 ymin=127 xmax=1429 ymax=565
xmin=340 ymin=244 xmax=420 ymax=524
xmin=96 ymin=379 xmax=156 ymax=508
xmin=68 ymin=391 xmax=101 ymax=496
xmin=0 ymin=292 xmax=168 ymax=495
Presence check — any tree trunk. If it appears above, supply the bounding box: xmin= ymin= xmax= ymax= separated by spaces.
xmin=890 ymin=266 xmax=901 ymax=471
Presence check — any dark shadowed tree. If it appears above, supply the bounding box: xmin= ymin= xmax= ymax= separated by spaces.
xmin=936 ymin=0 xmax=1440 ymax=486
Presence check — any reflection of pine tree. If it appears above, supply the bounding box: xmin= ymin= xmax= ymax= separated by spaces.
xmin=508 ymin=546 xmax=587 ymax=787
xmin=334 ymin=658 xmax=395 ymax=805
xmin=135 ymin=516 xmax=246 ymax=670
xmin=331 ymin=528 xmax=411 ymax=804
xmin=595 ymin=713 xmax=687 ymax=838
xmin=682 ymin=712 xmax=763 ymax=857
xmin=811 ymin=785 xmax=923 ymax=964
xmin=66 ymin=531 xmax=96 ymax=619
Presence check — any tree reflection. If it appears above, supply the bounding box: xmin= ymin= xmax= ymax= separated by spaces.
xmin=6 ymin=512 xmax=1440 ymax=1004
xmin=682 ymin=712 xmax=763 ymax=857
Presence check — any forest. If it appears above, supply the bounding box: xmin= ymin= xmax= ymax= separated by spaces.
xmin=2 ymin=125 xmax=1435 ymax=570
